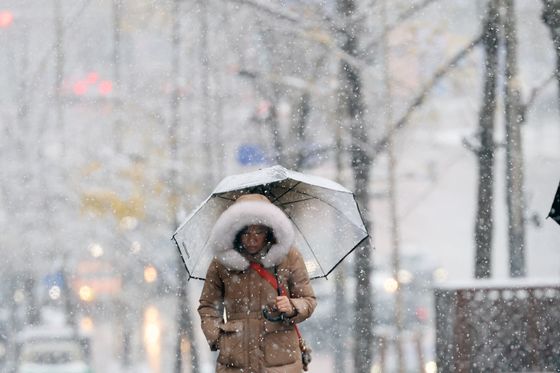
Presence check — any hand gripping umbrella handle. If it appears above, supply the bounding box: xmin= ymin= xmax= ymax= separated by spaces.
xmin=263 ymin=268 xmax=287 ymax=321
xmin=262 ymin=306 xmax=285 ymax=322
xmin=251 ymin=263 xmax=287 ymax=322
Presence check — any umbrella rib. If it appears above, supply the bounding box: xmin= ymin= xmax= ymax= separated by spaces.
xmin=284 ymin=189 xmax=369 ymax=235
xmin=277 ymin=197 xmax=314 ymax=206
xmin=269 ymin=181 xmax=301 ymax=204
xmin=216 ymin=187 xmax=281 ymax=202
xmin=172 ymin=235 xmax=193 ymax=279
xmin=215 ymin=195 xmax=236 ymax=201
xmin=282 ymin=209 xmax=328 ymax=278
xmin=261 ymin=186 xmax=280 ymax=203
xmin=322 ymin=235 xmax=370 ymax=279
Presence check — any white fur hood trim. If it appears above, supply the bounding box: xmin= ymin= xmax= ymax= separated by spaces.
xmin=208 ymin=200 xmax=295 ymax=270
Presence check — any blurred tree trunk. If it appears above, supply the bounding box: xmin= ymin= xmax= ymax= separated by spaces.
xmin=542 ymin=0 xmax=560 ymax=113
xmin=258 ymin=24 xmax=286 ymax=166
xmin=267 ymin=104 xmax=285 ymax=165
xmin=503 ymin=0 xmax=526 ymax=277
xmin=54 ymin=0 xmax=65 ymax=158
xmin=111 ymin=2 xmax=132 ymax=366
xmin=25 ymin=275 xmax=41 ymax=325
xmin=200 ymin=0 xmax=215 ymax=186
xmin=16 ymin=33 xmax=30 ymax=150
xmin=333 ymin=98 xmax=348 ymax=373
xmin=170 ymin=1 xmax=199 ymax=372
xmin=380 ymin=1 xmax=404 ymax=370
xmin=293 ymin=92 xmax=310 ymax=170
xmin=112 ymin=0 xmax=123 ymax=153
xmin=474 ymin=0 xmax=500 ymax=279
xmin=336 ymin=1 xmax=374 ymax=372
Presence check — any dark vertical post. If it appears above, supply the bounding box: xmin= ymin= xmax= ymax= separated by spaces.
xmin=335 ymin=0 xmax=374 ymax=371
xmin=474 ymin=0 xmax=500 ymax=278
xmin=503 ymin=0 xmax=526 ymax=277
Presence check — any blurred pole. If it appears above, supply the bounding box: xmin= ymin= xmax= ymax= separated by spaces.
xmin=16 ymin=24 xmax=30 ymax=151
xmin=215 ymin=3 xmax=231 ymax=179
xmin=61 ymin=254 xmax=78 ymax=329
xmin=415 ymin=331 xmax=425 ymax=372
xmin=334 ymin=111 xmax=347 ymax=373
xmin=380 ymin=1 xmax=404 ymax=372
xmin=268 ymin=104 xmax=284 ymax=165
xmin=200 ymin=0 xmax=214 ymax=187
xmin=294 ymin=93 xmax=310 ymax=170
xmin=111 ymin=3 xmax=132 ymax=367
xmin=170 ymin=1 xmax=199 ymax=372
xmin=379 ymin=335 xmax=387 ymax=372
xmin=112 ymin=0 xmax=123 ymax=153
xmin=54 ymin=0 xmax=65 ymax=159
xmin=24 ymin=275 xmax=40 ymax=326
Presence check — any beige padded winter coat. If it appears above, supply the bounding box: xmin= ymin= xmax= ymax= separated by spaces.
xmin=199 ymin=249 xmax=316 ymax=373
xmin=197 ymin=194 xmax=316 ymax=373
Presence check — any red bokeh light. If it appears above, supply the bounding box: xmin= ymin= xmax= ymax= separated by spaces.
xmin=0 ymin=11 xmax=14 ymax=28
xmin=86 ymin=72 xmax=99 ymax=85
xmin=98 ymin=80 xmax=113 ymax=95
xmin=73 ymin=80 xmax=88 ymax=96
xmin=415 ymin=306 xmax=429 ymax=322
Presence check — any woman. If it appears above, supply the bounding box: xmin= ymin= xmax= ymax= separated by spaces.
xmin=198 ymin=193 xmax=316 ymax=373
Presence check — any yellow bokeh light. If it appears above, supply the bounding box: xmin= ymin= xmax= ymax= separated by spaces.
xmin=13 ymin=289 xmax=25 ymax=303
xmin=433 ymin=268 xmax=448 ymax=283
xmin=80 ymin=317 xmax=94 ymax=333
xmin=144 ymin=265 xmax=158 ymax=283
xmin=89 ymin=243 xmax=104 ymax=258
xmin=79 ymin=285 xmax=95 ymax=302
xmin=398 ymin=269 xmax=413 ymax=284
xmin=131 ymin=241 xmax=141 ymax=253
xmin=143 ymin=306 xmax=161 ymax=373
xmin=383 ymin=277 xmax=399 ymax=293
xmin=425 ymin=361 xmax=437 ymax=373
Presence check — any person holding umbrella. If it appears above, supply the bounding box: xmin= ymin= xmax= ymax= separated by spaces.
xmin=198 ymin=193 xmax=316 ymax=373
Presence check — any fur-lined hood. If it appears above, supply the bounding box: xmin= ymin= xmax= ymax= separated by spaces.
xmin=208 ymin=194 xmax=295 ymax=270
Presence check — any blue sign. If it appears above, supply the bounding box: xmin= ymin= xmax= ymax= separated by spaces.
xmin=43 ymin=271 xmax=64 ymax=288
xmin=237 ymin=144 xmax=267 ymax=166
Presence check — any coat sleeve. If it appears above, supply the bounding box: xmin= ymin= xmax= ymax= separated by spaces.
xmin=286 ymin=248 xmax=317 ymax=324
xmin=197 ymin=259 xmax=224 ymax=351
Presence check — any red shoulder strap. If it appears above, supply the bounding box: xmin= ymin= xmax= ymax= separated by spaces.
xmin=249 ymin=262 xmax=302 ymax=339
xmin=249 ymin=262 xmax=287 ymax=296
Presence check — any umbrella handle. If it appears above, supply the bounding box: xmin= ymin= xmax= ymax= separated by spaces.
xmin=262 ymin=305 xmax=285 ymax=322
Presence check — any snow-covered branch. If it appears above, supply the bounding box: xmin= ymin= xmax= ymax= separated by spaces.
xmin=371 ymin=34 xmax=483 ymax=157
xmin=228 ymin=0 xmax=371 ymax=72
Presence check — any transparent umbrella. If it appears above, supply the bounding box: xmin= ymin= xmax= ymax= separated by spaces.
xmin=172 ymin=165 xmax=370 ymax=280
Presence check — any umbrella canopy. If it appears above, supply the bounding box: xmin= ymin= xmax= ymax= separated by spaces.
xmin=172 ymin=165 xmax=370 ymax=280
xmin=548 ymin=181 xmax=560 ymax=226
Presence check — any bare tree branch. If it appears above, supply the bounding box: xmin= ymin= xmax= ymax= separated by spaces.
xmin=462 ymin=136 xmax=480 ymax=155
xmin=371 ymin=35 xmax=483 ymax=157
xmin=229 ymin=0 xmax=370 ymax=71
xmin=524 ymin=71 xmax=555 ymax=112
xmin=362 ymin=0 xmax=443 ymax=54
xmin=389 ymin=0 xmax=443 ymax=32
xmin=25 ymin=0 xmax=94 ymax=101
xmin=229 ymin=0 xmax=300 ymax=23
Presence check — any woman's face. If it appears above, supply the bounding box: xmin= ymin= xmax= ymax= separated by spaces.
xmin=241 ymin=225 xmax=268 ymax=255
